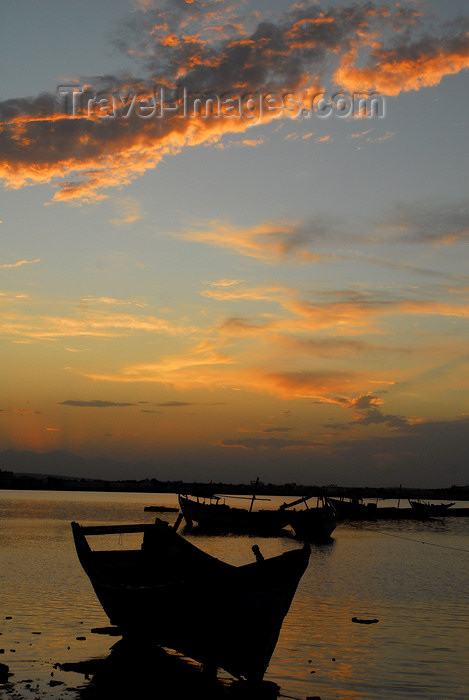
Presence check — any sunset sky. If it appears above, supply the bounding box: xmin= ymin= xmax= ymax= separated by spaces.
xmin=1 ymin=0 xmax=469 ymax=486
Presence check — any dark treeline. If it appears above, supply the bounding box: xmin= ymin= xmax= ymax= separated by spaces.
xmin=1 ymin=469 xmax=468 ymax=501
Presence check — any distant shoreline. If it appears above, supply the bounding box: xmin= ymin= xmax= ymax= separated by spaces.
xmin=1 ymin=449 xmax=468 ymax=499
xmin=1 ymin=469 xmax=467 ymax=501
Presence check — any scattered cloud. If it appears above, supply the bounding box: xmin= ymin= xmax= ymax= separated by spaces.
xmin=60 ymin=400 xmax=136 ymax=407
xmin=175 ymin=219 xmax=328 ymax=263
xmin=219 ymin=437 xmax=323 ymax=449
xmin=216 ymin=137 xmax=265 ymax=150
xmin=204 ymin=281 xmax=289 ymax=302
xmin=83 ymin=341 xmax=235 ymax=386
xmin=74 ymin=280 xmax=469 ymax=407
xmin=80 ymin=333 xmax=362 ymax=402
xmin=262 ymin=426 xmax=295 ymax=433
xmin=355 ymin=130 xmax=395 ymax=149
xmin=0 ymin=258 xmax=40 ymax=269
xmin=285 ymin=294 xmax=469 ymax=332
xmin=208 ymin=279 xmax=244 ymax=288
xmin=81 ymin=296 xmax=147 ymax=308
xmin=354 ymin=406 xmax=410 ymax=428
xmin=109 ymin=197 xmax=143 ymax=226
xmin=276 ymin=335 xmax=405 ymax=358
xmin=1 ymin=308 xmax=193 ymax=340
xmin=218 ymin=416 xmax=469 ymax=486
xmin=348 ymin=394 xmax=411 ymax=428
xmin=384 ymin=198 xmax=469 ymax=244
xmin=209 ymin=283 xmax=469 ymax=339
xmin=350 ymin=394 xmax=384 ymax=410
xmin=335 ymin=24 xmax=469 ymax=96
xmin=157 ymin=401 xmax=194 ymax=407
xmin=154 ymin=400 xmax=226 ymax=407
xmin=2 ymin=407 xmax=41 ymax=416
xmin=258 ymin=369 xmax=356 ymax=399
xmin=324 ymin=393 xmax=415 ymax=430
xmin=348 ymin=129 xmax=372 ymax=140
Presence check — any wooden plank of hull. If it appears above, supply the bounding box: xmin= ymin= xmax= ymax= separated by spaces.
xmin=71 ymin=520 xmax=309 ymax=682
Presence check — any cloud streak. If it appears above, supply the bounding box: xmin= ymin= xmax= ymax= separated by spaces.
xmin=335 ymin=22 xmax=469 ymax=96
xmin=219 ymin=436 xmax=322 ymax=449
xmin=175 ymin=219 xmax=328 ymax=262
xmin=385 ymin=199 xmax=469 ymax=244
xmin=0 ymin=258 xmax=40 ymax=269
xmin=60 ymin=400 xmax=136 ymax=408
xmin=1 ymin=308 xmax=194 ymax=340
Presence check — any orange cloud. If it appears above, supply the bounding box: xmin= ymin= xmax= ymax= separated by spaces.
xmin=81 ymin=296 xmax=147 ymax=307
xmin=203 ymin=281 xmax=469 ymax=340
xmin=2 ymin=3 xmax=467 ymax=202
xmin=83 ymin=341 xmax=236 ymax=387
xmin=208 ymin=278 xmax=244 ymax=288
xmin=0 ymin=258 xmax=40 ymax=269
xmin=0 ymin=308 xmax=194 ymax=340
xmin=83 ymin=355 xmax=361 ymax=403
xmin=175 ymin=219 xmax=324 ymax=262
xmin=256 ymin=369 xmax=355 ymax=399
xmin=203 ymin=282 xmax=288 ymax=302
xmin=109 ymin=197 xmax=143 ymax=226
xmin=285 ymin=296 xmax=469 ymax=331
xmin=335 ymin=34 xmax=469 ymax=95
xmin=219 ymin=436 xmax=325 ymax=450
xmin=6 ymin=407 xmax=41 ymax=416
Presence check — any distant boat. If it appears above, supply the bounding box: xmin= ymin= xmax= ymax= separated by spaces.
xmin=327 ymin=496 xmax=457 ymax=521
xmin=326 ymin=496 xmax=379 ymax=520
xmin=178 ymin=494 xmax=290 ymax=535
xmin=71 ymin=519 xmax=310 ymax=682
xmin=279 ymin=495 xmax=337 ymax=541
xmin=408 ymin=500 xmax=455 ymax=518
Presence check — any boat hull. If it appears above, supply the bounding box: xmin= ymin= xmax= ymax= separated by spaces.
xmin=408 ymin=500 xmax=455 ymax=518
xmin=287 ymin=508 xmax=337 ymax=541
xmin=178 ymin=495 xmax=290 ymax=535
xmin=327 ymin=498 xmax=455 ymax=521
xmin=71 ymin=520 xmax=309 ymax=682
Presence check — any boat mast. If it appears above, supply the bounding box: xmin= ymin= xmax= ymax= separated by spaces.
xmin=249 ymin=477 xmax=260 ymax=513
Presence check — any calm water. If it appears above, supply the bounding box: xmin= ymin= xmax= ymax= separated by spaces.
xmin=1 ymin=490 xmax=468 ymax=699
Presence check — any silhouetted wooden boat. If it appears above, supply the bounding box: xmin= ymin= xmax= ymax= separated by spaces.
xmin=178 ymin=494 xmax=290 ymax=535
xmin=326 ymin=496 xmax=458 ymax=521
xmin=326 ymin=496 xmax=380 ymax=520
xmin=279 ymin=496 xmax=337 ymax=541
xmin=71 ymin=519 xmax=310 ymax=682
xmin=408 ymin=499 xmax=455 ymax=517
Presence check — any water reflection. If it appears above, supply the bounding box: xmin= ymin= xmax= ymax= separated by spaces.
xmin=2 ymin=491 xmax=469 ymax=699
xmin=181 ymin=523 xmax=337 ymax=548
xmin=59 ymin=640 xmax=282 ymax=700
